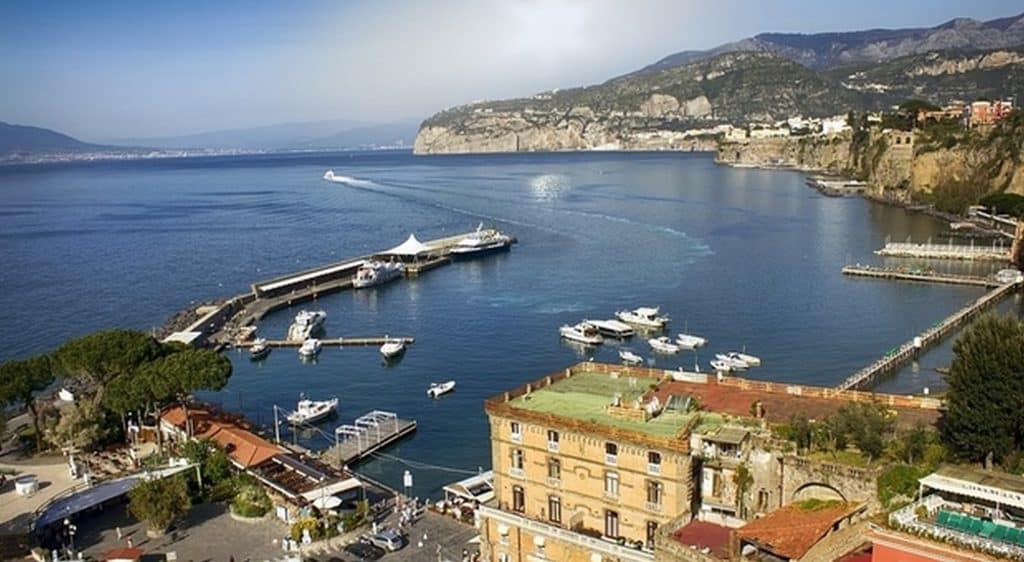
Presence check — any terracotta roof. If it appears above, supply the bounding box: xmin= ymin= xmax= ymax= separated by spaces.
xmin=102 ymin=547 xmax=143 ymax=561
xmin=737 ymin=502 xmax=863 ymax=560
xmin=671 ymin=520 xmax=732 ymax=559
xmin=161 ymin=405 xmax=283 ymax=469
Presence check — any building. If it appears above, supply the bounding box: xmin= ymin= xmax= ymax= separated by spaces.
xmin=821 ymin=116 xmax=852 ymax=135
xmin=916 ymin=104 xmax=966 ymax=124
xmin=967 ymin=99 xmax=1014 ymax=127
xmin=478 ymin=362 xmax=943 ymax=562
xmin=736 ymin=501 xmax=868 ymax=561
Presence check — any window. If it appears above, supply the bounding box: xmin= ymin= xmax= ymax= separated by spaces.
xmin=548 ymin=495 xmax=562 ymax=524
xmin=512 ymin=485 xmax=525 ymax=513
xmin=547 ymin=457 xmax=561 ymax=481
xmin=646 ymin=480 xmax=663 ymax=506
xmin=605 ymin=442 xmax=618 ymax=464
xmin=547 ymin=429 xmax=560 ymax=451
xmin=604 ymin=510 xmax=619 ymax=538
xmin=757 ymin=489 xmax=770 ymax=511
xmin=510 ymin=421 xmax=522 ymax=442
xmin=604 ymin=471 xmax=619 ymax=497
xmin=511 ymin=449 xmax=524 ymax=469
xmin=646 ymin=521 xmax=658 ymax=550
xmin=711 ymin=471 xmax=723 ymax=497
xmin=648 ymin=451 xmax=662 ymax=474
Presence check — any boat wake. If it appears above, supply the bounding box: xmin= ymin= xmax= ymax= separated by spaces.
xmin=322 ymin=170 xmax=379 ymax=188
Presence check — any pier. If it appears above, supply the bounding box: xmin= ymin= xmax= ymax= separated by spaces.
xmin=325 ymin=411 xmax=417 ymax=467
xmin=875 ymin=240 xmax=1011 ymax=261
xmin=837 ymin=279 xmax=1022 ymax=391
xmin=235 ymin=336 xmax=414 ymax=348
xmin=841 ymin=265 xmax=1001 ymax=288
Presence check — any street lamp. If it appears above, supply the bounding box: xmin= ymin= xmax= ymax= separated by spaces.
xmin=63 ymin=518 xmax=77 ymax=558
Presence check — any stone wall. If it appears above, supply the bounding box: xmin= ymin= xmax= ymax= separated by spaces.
xmin=781 ymin=456 xmax=881 ymax=512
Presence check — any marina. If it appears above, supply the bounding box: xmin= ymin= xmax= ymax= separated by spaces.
xmin=235 ymin=336 xmax=415 ymax=348
xmin=875 ymin=240 xmax=1011 ymax=261
xmin=325 ymin=411 xmax=418 ymax=467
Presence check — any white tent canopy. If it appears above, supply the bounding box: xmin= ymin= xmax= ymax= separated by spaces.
xmin=300 ymin=477 xmax=363 ymax=502
xmin=384 ymin=234 xmax=431 ymax=257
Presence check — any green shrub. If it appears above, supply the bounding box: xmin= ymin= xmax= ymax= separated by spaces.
xmin=230 ymin=483 xmax=271 ymax=518
xmin=878 ymin=464 xmax=926 ymax=509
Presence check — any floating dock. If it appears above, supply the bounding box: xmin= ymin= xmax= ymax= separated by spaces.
xmin=235 ymin=336 xmax=414 ymax=348
xmin=324 ymin=411 xmax=417 ymax=467
xmin=841 ymin=266 xmax=1000 ymax=288
xmin=875 ymin=241 xmax=1010 ymax=261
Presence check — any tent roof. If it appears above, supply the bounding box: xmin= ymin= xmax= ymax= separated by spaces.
xmin=384 ymin=234 xmax=431 ymax=256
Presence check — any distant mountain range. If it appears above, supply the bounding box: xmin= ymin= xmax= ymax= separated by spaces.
xmin=0 ymin=121 xmax=109 ymax=155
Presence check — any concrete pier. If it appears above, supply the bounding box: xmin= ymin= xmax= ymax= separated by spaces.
xmin=324 ymin=411 xmax=417 ymax=467
xmin=841 ymin=265 xmax=1000 ymax=288
xmin=875 ymin=241 xmax=1011 ymax=261
xmin=235 ymin=336 xmax=414 ymax=348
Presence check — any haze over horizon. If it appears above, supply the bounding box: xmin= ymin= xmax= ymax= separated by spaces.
xmin=1 ymin=0 xmax=1020 ymax=142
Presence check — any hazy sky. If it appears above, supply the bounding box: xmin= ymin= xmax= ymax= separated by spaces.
xmin=1 ymin=0 xmax=1020 ymax=141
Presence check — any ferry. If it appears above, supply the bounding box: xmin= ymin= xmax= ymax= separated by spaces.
xmin=298 ymin=338 xmax=322 ymax=358
xmin=286 ymin=396 xmax=338 ymax=425
xmin=584 ymin=319 xmax=635 ymax=338
xmin=616 ymin=307 xmax=669 ymax=329
xmin=427 ymin=380 xmax=456 ymax=398
xmin=648 ymin=337 xmax=680 ymax=354
xmin=559 ymin=322 xmax=603 ymax=346
xmin=288 ymin=310 xmax=326 ymax=342
xmin=448 ymin=224 xmax=514 ymax=259
xmin=353 ymin=261 xmax=405 ymax=289
xmin=250 ymin=338 xmax=271 ymax=361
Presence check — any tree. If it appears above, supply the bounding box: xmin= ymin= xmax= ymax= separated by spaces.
xmin=789 ymin=413 xmax=813 ymax=453
xmin=44 ymin=394 xmax=106 ymax=451
xmin=899 ymin=424 xmax=929 ymax=465
xmin=144 ymin=349 xmax=232 ymax=403
xmin=129 ymin=474 xmax=191 ymax=535
xmin=0 ymin=355 xmax=56 ymax=452
xmin=942 ymin=314 xmax=1024 ymax=464
xmin=181 ymin=439 xmax=232 ymax=488
xmin=55 ymin=330 xmax=166 ymax=387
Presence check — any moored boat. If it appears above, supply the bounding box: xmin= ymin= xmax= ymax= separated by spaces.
xmin=380 ymin=339 xmax=406 ymax=358
xmin=648 ymin=336 xmax=680 ymax=354
xmin=585 ymin=319 xmax=635 ymax=338
xmin=559 ymin=322 xmax=603 ymax=346
xmin=714 ymin=352 xmax=750 ymax=370
xmin=616 ymin=307 xmax=669 ymax=329
xmin=675 ymin=333 xmax=707 ymax=349
xmin=427 ymin=380 xmax=456 ymax=398
xmin=250 ymin=338 xmax=271 ymax=360
xmin=448 ymin=223 xmax=514 ymax=259
xmin=298 ymin=338 xmax=322 ymax=357
xmin=710 ymin=359 xmax=735 ymax=373
xmin=618 ymin=350 xmax=644 ymax=366
xmin=288 ymin=310 xmax=327 ymax=342
xmin=286 ymin=396 xmax=338 ymax=425
xmin=353 ymin=260 xmax=405 ymax=289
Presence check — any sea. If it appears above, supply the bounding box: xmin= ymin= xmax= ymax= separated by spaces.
xmin=1 ymin=150 xmax=1020 ymax=496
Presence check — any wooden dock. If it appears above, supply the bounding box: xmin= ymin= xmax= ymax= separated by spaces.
xmin=837 ymin=280 xmax=1022 ymax=391
xmin=323 ymin=411 xmax=417 ymax=466
xmin=841 ymin=266 xmax=1000 ymax=288
xmin=235 ymin=336 xmax=414 ymax=348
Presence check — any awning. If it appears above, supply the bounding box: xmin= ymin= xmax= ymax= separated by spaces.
xmin=921 ymin=472 xmax=1024 ymax=511
xmin=299 ymin=477 xmax=363 ymax=502
xmin=384 ymin=234 xmax=431 ymax=257
xmin=442 ymin=470 xmax=495 ymax=503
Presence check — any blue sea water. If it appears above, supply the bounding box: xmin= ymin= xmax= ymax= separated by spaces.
xmin=1 ymin=150 xmax=1020 ymax=496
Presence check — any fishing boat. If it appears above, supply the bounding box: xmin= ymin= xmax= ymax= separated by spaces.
xmin=618 ymin=350 xmax=644 ymax=366
xmin=559 ymin=322 xmax=603 ymax=346
xmin=250 ymin=338 xmax=271 ymax=360
xmin=353 ymin=261 xmax=405 ymax=289
xmin=427 ymin=380 xmax=456 ymax=398
xmin=448 ymin=223 xmax=514 ymax=259
xmin=287 ymin=310 xmax=327 ymax=341
xmin=675 ymin=333 xmax=707 ymax=349
xmin=648 ymin=336 xmax=680 ymax=354
xmin=379 ymin=338 xmax=406 ymax=358
xmin=584 ymin=319 xmax=635 ymax=338
xmin=286 ymin=396 xmax=338 ymax=425
xmin=298 ymin=338 xmax=322 ymax=358
xmin=616 ymin=307 xmax=669 ymax=329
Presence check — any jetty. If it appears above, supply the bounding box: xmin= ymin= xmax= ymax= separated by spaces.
xmin=875 ymin=240 xmax=1010 ymax=261
xmin=235 ymin=336 xmax=414 ymax=348
xmin=841 ymin=265 xmax=1001 ymax=288
xmin=326 ymin=411 xmax=417 ymax=467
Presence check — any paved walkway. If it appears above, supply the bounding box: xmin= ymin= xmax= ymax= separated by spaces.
xmin=0 ymin=457 xmax=79 ymax=534
xmin=304 ymin=510 xmax=480 ymax=562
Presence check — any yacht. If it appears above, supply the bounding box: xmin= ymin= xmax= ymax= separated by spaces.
xmin=448 ymin=224 xmax=514 ymax=259
xmin=648 ymin=336 xmax=680 ymax=354
xmin=287 ymin=310 xmax=327 ymax=342
xmin=618 ymin=350 xmax=644 ymax=366
xmin=675 ymin=333 xmax=707 ymax=349
xmin=427 ymin=380 xmax=456 ymax=398
xmin=250 ymin=338 xmax=271 ymax=361
xmin=559 ymin=322 xmax=603 ymax=346
xmin=379 ymin=338 xmax=406 ymax=359
xmin=286 ymin=396 xmax=338 ymax=425
xmin=585 ymin=319 xmax=635 ymax=338
xmin=714 ymin=353 xmax=750 ymax=370
xmin=298 ymin=338 xmax=322 ymax=358
xmin=616 ymin=307 xmax=669 ymax=329
xmin=353 ymin=261 xmax=405 ymax=289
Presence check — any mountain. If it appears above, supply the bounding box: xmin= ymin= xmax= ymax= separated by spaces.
xmin=635 ymin=12 xmax=1024 ymax=73
xmin=295 ymin=121 xmax=420 ymax=150
xmin=0 ymin=122 xmax=106 ymax=155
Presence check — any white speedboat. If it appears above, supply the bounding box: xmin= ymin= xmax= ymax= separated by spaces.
xmin=250 ymin=338 xmax=271 ymax=360
xmin=353 ymin=261 xmax=405 ymax=289
xmin=380 ymin=339 xmax=406 ymax=358
xmin=732 ymin=351 xmax=761 ymax=367
xmin=298 ymin=338 xmax=322 ymax=357
xmin=675 ymin=333 xmax=707 ymax=349
xmin=560 ymin=322 xmax=603 ymax=346
xmin=324 ymin=169 xmax=336 ymax=181
xmin=710 ymin=359 xmax=735 ymax=373
xmin=427 ymin=380 xmax=456 ymax=398
xmin=288 ymin=310 xmax=327 ymax=342
xmin=585 ymin=319 xmax=635 ymax=338
xmin=648 ymin=336 xmax=680 ymax=354
xmin=616 ymin=307 xmax=669 ymax=329
xmin=618 ymin=350 xmax=644 ymax=366
xmin=286 ymin=397 xmax=338 ymax=425
xmin=448 ymin=223 xmax=513 ymax=259
xmin=714 ymin=353 xmax=750 ymax=370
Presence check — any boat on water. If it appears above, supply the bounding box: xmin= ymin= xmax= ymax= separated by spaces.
xmin=379 ymin=339 xmax=406 ymax=359
xmin=448 ymin=223 xmax=513 ymax=259
xmin=714 ymin=353 xmax=750 ymax=370
xmin=648 ymin=336 xmax=680 ymax=354
xmin=352 ymin=260 xmax=405 ymax=289
xmin=427 ymin=380 xmax=456 ymax=398
xmin=286 ymin=396 xmax=338 ymax=425
xmin=710 ymin=359 xmax=736 ymax=373
xmin=585 ymin=319 xmax=635 ymax=338
xmin=560 ymin=322 xmax=603 ymax=346
xmin=288 ymin=310 xmax=327 ymax=342
xmin=298 ymin=338 xmax=322 ymax=358
xmin=675 ymin=333 xmax=707 ymax=349
xmin=616 ymin=307 xmax=669 ymax=329
xmin=250 ymin=338 xmax=271 ymax=360
xmin=618 ymin=350 xmax=644 ymax=366
xmin=733 ymin=350 xmax=761 ymax=367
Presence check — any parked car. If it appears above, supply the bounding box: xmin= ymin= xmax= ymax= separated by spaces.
xmin=343 ymin=542 xmax=385 ymax=560
xmin=368 ymin=528 xmax=405 ymax=552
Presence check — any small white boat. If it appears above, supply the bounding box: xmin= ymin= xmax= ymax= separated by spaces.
xmin=250 ymin=338 xmax=271 ymax=360
xmin=714 ymin=353 xmax=749 ymax=370
xmin=710 ymin=359 xmax=735 ymax=373
xmin=584 ymin=319 xmax=635 ymax=338
xmin=648 ymin=336 xmax=680 ymax=354
xmin=675 ymin=333 xmax=707 ymax=349
xmin=427 ymin=380 xmax=456 ymax=398
xmin=353 ymin=260 xmax=405 ymax=289
xmin=288 ymin=310 xmax=327 ymax=341
xmin=286 ymin=397 xmax=338 ymax=425
xmin=560 ymin=322 xmax=603 ymax=346
xmin=298 ymin=338 xmax=322 ymax=357
xmin=733 ymin=351 xmax=761 ymax=367
xmin=616 ymin=307 xmax=669 ymax=329
xmin=380 ymin=339 xmax=406 ymax=358
xmin=618 ymin=350 xmax=644 ymax=366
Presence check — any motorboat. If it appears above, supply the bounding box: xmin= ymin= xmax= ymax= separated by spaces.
xmin=286 ymin=396 xmax=338 ymax=425
xmin=427 ymin=380 xmax=456 ymax=398
xmin=710 ymin=359 xmax=735 ymax=373
xmin=250 ymin=338 xmax=271 ymax=360
xmin=714 ymin=353 xmax=750 ymax=370
xmin=584 ymin=319 xmax=635 ymax=338
xmin=288 ymin=310 xmax=327 ymax=341
xmin=618 ymin=350 xmax=644 ymax=366
xmin=448 ymin=223 xmax=514 ymax=259
xmin=559 ymin=322 xmax=603 ymax=346
xmin=379 ymin=339 xmax=406 ymax=359
xmin=732 ymin=350 xmax=761 ymax=367
xmin=648 ymin=336 xmax=680 ymax=354
xmin=353 ymin=260 xmax=405 ymax=289
xmin=298 ymin=338 xmax=322 ymax=357
xmin=616 ymin=307 xmax=669 ymax=329
xmin=324 ymin=169 xmax=336 ymax=181
xmin=675 ymin=333 xmax=707 ymax=349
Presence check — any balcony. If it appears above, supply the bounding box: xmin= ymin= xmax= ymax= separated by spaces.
xmin=546 ymin=477 xmax=561 ymax=488
xmin=603 ymin=490 xmax=620 ymax=502
xmin=647 ymin=463 xmax=661 ymax=475
xmin=645 ymin=501 xmax=662 ymax=514
xmin=511 ymin=432 xmax=522 ymax=443
xmin=605 ymin=454 xmax=618 ymax=466
xmin=509 ymin=467 xmax=525 ymax=479
xmin=547 ymin=441 xmax=560 ymax=453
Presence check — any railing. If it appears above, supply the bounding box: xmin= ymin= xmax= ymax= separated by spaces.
xmin=509 ymin=467 xmax=524 ymax=479
xmin=547 ymin=441 xmax=560 ymax=453
xmin=645 ymin=501 xmax=662 ymax=514
xmin=647 ymin=463 xmax=661 ymax=476
xmin=546 ymin=477 xmax=562 ymax=488
xmin=605 ymin=454 xmax=618 ymax=466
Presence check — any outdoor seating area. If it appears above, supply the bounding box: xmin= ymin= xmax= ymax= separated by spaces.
xmin=79 ymin=449 xmax=137 ymax=480
xmin=935 ymin=510 xmax=1024 ymax=545
xmin=891 ymin=496 xmax=1024 ymax=560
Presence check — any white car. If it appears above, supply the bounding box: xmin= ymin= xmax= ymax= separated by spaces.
xmin=368 ymin=528 xmax=405 ymax=552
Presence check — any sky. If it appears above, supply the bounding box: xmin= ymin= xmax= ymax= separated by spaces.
xmin=1 ymin=0 xmax=1021 ymax=141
